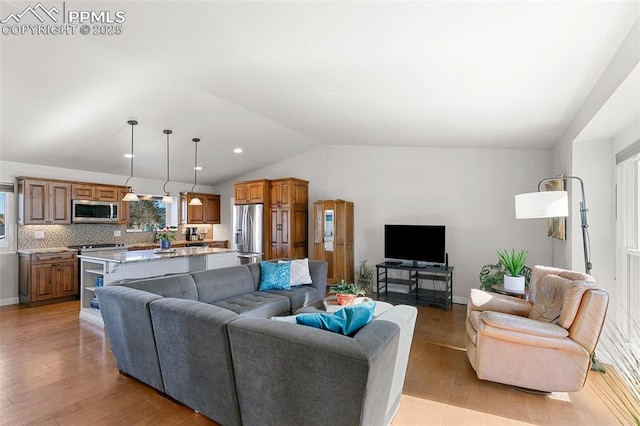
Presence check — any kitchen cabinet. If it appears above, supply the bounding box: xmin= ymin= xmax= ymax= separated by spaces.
xmin=270 ymin=178 xmax=307 ymax=208
xmin=234 ymin=180 xmax=269 ymax=204
xmin=19 ymin=251 xmax=78 ymax=306
xmin=313 ymin=199 xmax=354 ymax=284
xmin=180 ymin=192 xmax=221 ymax=224
xmin=72 ymin=183 xmax=119 ymax=201
xmin=117 ymin=187 xmax=130 ymax=224
xmin=269 ymin=179 xmax=308 ymax=260
xmin=18 ymin=178 xmax=71 ymax=225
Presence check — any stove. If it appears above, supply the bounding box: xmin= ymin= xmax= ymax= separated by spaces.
xmin=68 ymin=243 xmax=127 ymax=253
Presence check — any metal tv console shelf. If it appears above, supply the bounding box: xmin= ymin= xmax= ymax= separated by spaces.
xmin=376 ymin=262 xmax=454 ymax=310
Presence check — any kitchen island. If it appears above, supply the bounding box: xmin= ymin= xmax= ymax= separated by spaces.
xmin=78 ymin=247 xmax=237 ymax=326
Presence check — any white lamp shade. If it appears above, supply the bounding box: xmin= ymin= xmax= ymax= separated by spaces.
xmin=122 ymin=191 xmax=139 ymax=202
xmin=189 ymin=197 xmax=203 ymax=206
xmin=161 ymin=195 xmax=174 ymax=204
xmin=515 ymin=191 xmax=568 ymax=218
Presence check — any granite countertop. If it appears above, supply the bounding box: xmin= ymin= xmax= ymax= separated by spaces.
xmin=17 ymin=247 xmax=79 ymax=255
xmin=78 ymin=247 xmax=236 ymax=264
xmin=19 ymin=240 xmax=229 ymax=255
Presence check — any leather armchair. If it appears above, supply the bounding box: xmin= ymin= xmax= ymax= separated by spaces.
xmin=465 ymin=265 xmax=608 ymax=392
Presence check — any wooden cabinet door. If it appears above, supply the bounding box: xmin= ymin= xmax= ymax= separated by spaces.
xmin=270 ymin=181 xmax=291 ymax=207
xmin=24 ymin=180 xmax=48 ymax=224
xmin=118 ymin=187 xmax=129 ymax=224
xmin=72 ymin=184 xmax=94 ymax=200
xmin=56 ymin=262 xmax=78 ymax=297
xmin=31 ymin=264 xmax=54 ymax=301
xmin=270 ymin=208 xmax=290 ymax=259
xmin=203 ymin=195 xmax=221 ymax=224
xmin=94 ymin=186 xmax=118 ymax=201
xmin=188 ymin=199 xmax=205 ymax=224
xmin=23 ymin=180 xmax=70 ymax=224
xmin=234 ymin=184 xmax=248 ymax=204
xmin=49 ymin=182 xmax=71 ymax=223
xmin=247 ymin=182 xmax=265 ymax=203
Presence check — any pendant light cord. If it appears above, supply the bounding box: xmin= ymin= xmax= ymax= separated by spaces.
xmin=191 ymin=138 xmax=199 ymax=192
xmin=125 ymin=121 xmax=136 ymax=187
xmin=163 ymin=130 xmax=171 ymax=194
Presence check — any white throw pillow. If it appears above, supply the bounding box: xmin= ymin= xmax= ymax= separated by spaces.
xmin=279 ymin=258 xmax=312 ymax=286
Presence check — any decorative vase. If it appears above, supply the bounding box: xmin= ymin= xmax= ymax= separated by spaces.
xmin=160 ymin=239 xmax=171 ymax=250
xmin=504 ymin=275 xmax=525 ymax=292
xmin=336 ymin=293 xmax=357 ymax=306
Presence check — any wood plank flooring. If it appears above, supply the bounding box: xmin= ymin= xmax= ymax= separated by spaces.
xmin=0 ymin=301 xmax=623 ymax=425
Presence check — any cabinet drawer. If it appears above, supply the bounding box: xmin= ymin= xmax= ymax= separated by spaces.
xmin=33 ymin=252 xmax=76 ymax=263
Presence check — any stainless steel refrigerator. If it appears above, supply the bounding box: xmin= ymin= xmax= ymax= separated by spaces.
xmin=232 ymin=204 xmax=264 ymax=264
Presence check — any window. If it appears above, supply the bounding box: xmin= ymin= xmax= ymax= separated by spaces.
xmin=126 ymin=195 xmax=177 ymax=231
xmin=0 ymin=183 xmax=15 ymax=252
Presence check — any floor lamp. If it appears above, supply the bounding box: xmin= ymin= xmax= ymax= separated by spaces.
xmin=514 ymin=176 xmax=592 ymax=275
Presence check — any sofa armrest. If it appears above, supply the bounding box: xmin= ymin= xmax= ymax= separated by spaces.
xmin=468 ymin=288 xmax=532 ymax=317
xmin=95 ymin=286 xmax=165 ymax=392
xmin=480 ymin=311 xmax=568 ymax=338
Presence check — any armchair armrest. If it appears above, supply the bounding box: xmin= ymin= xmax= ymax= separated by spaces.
xmin=479 ymin=311 xmax=569 ymax=339
xmin=468 ymin=288 xmax=532 ymax=317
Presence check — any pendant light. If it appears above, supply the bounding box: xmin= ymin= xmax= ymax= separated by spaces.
xmin=122 ymin=120 xmax=139 ymax=202
xmin=189 ymin=137 xmax=203 ymax=206
xmin=161 ymin=129 xmax=174 ymax=204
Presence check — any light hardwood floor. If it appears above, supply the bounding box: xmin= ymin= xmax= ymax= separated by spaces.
xmin=0 ymin=301 xmax=621 ymax=425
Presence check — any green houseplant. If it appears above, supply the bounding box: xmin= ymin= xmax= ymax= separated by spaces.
xmin=496 ymin=248 xmax=529 ymax=291
xmin=355 ymin=258 xmax=375 ymax=296
xmin=330 ymin=280 xmax=366 ymax=306
xmin=479 ymin=263 xmax=532 ymax=291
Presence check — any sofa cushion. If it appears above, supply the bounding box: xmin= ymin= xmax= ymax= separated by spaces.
xmin=192 ymin=266 xmax=255 ymax=304
xmin=212 ymin=292 xmax=290 ymax=318
xmin=279 ymin=258 xmax=312 ymax=286
xmin=265 ymin=285 xmax=321 ymax=312
xmin=258 ymin=261 xmax=290 ymax=291
xmin=120 ymin=273 xmax=198 ymax=300
xmin=296 ymin=302 xmax=376 ymax=337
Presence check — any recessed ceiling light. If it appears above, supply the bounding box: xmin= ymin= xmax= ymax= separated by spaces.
xmin=233 ymin=148 xmax=243 ymax=154
xmin=124 ymin=153 xmax=135 ymax=158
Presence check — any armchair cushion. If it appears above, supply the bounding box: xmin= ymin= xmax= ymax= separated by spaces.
xmin=480 ymin=311 xmax=569 ymax=339
xmin=529 ymin=273 xmax=594 ymax=328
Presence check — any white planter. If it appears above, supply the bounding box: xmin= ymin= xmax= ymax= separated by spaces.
xmin=503 ymin=275 xmax=525 ymax=292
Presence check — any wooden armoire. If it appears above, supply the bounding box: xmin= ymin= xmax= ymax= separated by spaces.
xmin=313 ymin=200 xmax=354 ymax=284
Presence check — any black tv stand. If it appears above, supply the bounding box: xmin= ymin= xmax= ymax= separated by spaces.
xmin=376 ymin=262 xmax=454 ymax=310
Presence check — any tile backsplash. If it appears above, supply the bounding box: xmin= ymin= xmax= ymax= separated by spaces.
xmin=18 ymin=224 xmax=213 ymax=249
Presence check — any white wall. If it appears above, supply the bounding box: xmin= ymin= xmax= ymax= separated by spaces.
xmin=214 ymin=145 xmax=553 ymax=303
xmin=552 ymin=19 xmax=640 ymax=271
xmin=572 ymin=139 xmax=615 ymax=296
xmin=0 ymin=160 xmax=217 ymax=305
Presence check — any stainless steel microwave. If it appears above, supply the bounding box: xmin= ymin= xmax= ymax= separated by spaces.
xmin=72 ymin=200 xmax=119 ymax=223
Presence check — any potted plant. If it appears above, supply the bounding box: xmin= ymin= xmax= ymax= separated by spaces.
xmin=496 ymin=248 xmax=529 ymax=292
xmin=355 ymin=258 xmax=375 ymax=296
xmin=479 ymin=263 xmax=532 ymax=291
xmin=156 ymin=228 xmax=176 ymax=249
xmin=330 ymin=280 xmax=366 ymax=306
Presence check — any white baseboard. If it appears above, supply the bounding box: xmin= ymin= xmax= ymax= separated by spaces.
xmin=453 ymin=295 xmax=468 ymax=305
xmin=0 ymin=297 xmax=19 ymax=306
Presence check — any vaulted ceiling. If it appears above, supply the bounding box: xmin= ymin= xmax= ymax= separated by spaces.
xmin=1 ymin=1 xmax=638 ymax=186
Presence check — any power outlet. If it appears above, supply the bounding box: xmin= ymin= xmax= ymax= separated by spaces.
xmin=34 ymin=231 xmax=45 ymax=239
xmin=114 ymin=230 xmax=122 ymax=237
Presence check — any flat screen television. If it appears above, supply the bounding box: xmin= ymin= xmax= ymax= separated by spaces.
xmin=384 ymin=225 xmax=446 ymax=266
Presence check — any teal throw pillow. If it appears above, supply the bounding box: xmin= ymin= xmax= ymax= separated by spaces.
xmin=258 ymin=261 xmax=291 ymax=291
xmin=296 ymin=302 xmax=376 ymax=336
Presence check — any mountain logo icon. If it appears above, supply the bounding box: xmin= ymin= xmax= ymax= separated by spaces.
xmin=1 ymin=2 xmax=59 ymax=24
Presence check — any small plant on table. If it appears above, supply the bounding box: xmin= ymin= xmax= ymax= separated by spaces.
xmin=330 ymin=280 xmax=366 ymax=306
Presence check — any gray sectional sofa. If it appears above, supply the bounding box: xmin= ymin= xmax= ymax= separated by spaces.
xmin=95 ymin=260 xmax=417 ymax=426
